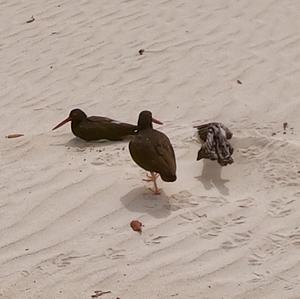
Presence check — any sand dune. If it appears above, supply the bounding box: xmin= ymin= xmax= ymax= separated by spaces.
xmin=0 ymin=0 xmax=300 ymax=298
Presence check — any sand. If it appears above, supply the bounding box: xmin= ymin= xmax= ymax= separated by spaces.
xmin=0 ymin=0 xmax=300 ymax=298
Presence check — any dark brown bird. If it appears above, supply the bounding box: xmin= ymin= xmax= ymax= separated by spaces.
xmin=52 ymin=109 xmax=137 ymax=141
xmin=129 ymin=110 xmax=176 ymax=194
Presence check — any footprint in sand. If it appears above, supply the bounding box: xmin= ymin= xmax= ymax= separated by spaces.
xmin=178 ymin=210 xmax=207 ymax=225
xmin=145 ymin=235 xmax=168 ymax=246
xmin=197 ymin=218 xmax=226 ymax=239
xmin=105 ymin=248 xmax=126 ymax=260
xmin=268 ymin=197 xmax=294 ymax=218
xmin=248 ymin=235 xmax=285 ymax=267
xmin=249 ymin=272 xmax=265 ymax=283
xmin=36 ymin=253 xmax=88 ymax=275
xmin=52 ymin=253 xmax=88 ymax=268
xmin=236 ymin=197 xmax=255 ymax=208
xmin=169 ymin=190 xmax=199 ymax=210
xmin=248 ymin=252 xmax=265 ymax=266
xmin=221 ymin=231 xmax=252 ymax=250
xmin=230 ymin=215 xmax=247 ymax=225
xmin=170 ymin=191 xmax=228 ymax=212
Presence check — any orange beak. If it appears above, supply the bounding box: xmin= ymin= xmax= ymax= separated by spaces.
xmin=152 ymin=117 xmax=163 ymax=125
xmin=52 ymin=116 xmax=71 ymax=130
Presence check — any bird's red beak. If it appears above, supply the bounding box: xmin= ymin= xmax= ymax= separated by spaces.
xmin=52 ymin=116 xmax=72 ymax=130
xmin=152 ymin=117 xmax=163 ymax=125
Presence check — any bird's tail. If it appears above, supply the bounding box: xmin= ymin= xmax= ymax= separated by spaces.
xmin=160 ymin=173 xmax=177 ymax=182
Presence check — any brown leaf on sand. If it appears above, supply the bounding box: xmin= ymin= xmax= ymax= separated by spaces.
xmin=6 ymin=134 xmax=24 ymax=139
xmin=130 ymin=220 xmax=143 ymax=233
xmin=91 ymin=290 xmax=111 ymax=298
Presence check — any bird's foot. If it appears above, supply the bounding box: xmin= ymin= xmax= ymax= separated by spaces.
xmin=143 ymin=178 xmax=153 ymax=182
xmin=143 ymin=172 xmax=159 ymax=182
xmin=143 ymin=172 xmax=161 ymax=195
xmin=148 ymin=187 xmax=161 ymax=195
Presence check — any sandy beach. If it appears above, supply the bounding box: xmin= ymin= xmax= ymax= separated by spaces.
xmin=0 ymin=0 xmax=300 ymax=298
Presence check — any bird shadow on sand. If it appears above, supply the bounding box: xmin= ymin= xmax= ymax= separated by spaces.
xmin=120 ymin=187 xmax=171 ymax=219
xmin=195 ymin=160 xmax=230 ymax=196
xmin=50 ymin=137 xmax=130 ymax=149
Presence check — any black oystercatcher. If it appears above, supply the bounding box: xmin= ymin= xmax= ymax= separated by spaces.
xmin=129 ymin=111 xmax=176 ymax=194
xmin=52 ymin=109 xmax=137 ymax=141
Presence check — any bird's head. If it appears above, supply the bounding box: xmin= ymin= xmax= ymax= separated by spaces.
xmin=52 ymin=108 xmax=87 ymax=130
xmin=137 ymin=110 xmax=163 ymax=130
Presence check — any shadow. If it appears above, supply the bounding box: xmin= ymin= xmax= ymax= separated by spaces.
xmin=120 ymin=187 xmax=171 ymax=219
xmin=195 ymin=160 xmax=230 ymax=196
xmin=50 ymin=137 xmax=130 ymax=149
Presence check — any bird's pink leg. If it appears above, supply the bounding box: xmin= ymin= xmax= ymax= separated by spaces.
xmin=143 ymin=172 xmax=161 ymax=195
xmin=143 ymin=172 xmax=159 ymax=182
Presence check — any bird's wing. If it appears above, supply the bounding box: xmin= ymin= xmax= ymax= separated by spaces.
xmin=129 ymin=130 xmax=176 ymax=174
xmin=152 ymin=131 xmax=176 ymax=173
xmin=89 ymin=116 xmax=137 ymax=131
xmin=88 ymin=116 xmax=114 ymax=123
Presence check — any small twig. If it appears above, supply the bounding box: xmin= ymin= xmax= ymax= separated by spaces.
xmin=91 ymin=290 xmax=111 ymax=298
xmin=138 ymin=48 xmax=165 ymax=55
xmin=26 ymin=16 xmax=35 ymax=24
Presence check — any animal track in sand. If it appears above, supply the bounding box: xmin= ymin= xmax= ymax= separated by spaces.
xmin=230 ymin=215 xmax=247 ymax=225
xmin=35 ymin=253 xmax=89 ymax=275
xmin=289 ymin=228 xmax=300 ymax=248
xmin=249 ymin=272 xmax=265 ymax=283
xmin=248 ymin=234 xmax=286 ymax=267
xmin=197 ymin=220 xmax=224 ymax=239
xmin=178 ymin=210 xmax=207 ymax=225
xmin=221 ymin=240 xmax=239 ymax=250
xmin=268 ymin=197 xmax=294 ymax=218
xmin=170 ymin=190 xmax=228 ymax=209
xmin=196 ymin=218 xmax=227 ymax=238
xmin=248 ymin=252 xmax=265 ymax=266
xmin=169 ymin=190 xmax=199 ymax=210
xmin=237 ymin=136 xmax=300 ymax=189
xmin=236 ymin=197 xmax=255 ymax=208
xmin=91 ymin=149 xmax=129 ymax=167
xmin=271 ymin=228 xmax=300 ymax=248
xmin=104 ymin=248 xmax=126 ymax=260
xmin=221 ymin=230 xmax=252 ymax=250
xmin=52 ymin=253 xmax=88 ymax=268
xmin=145 ymin=235 xmax=168 ymax=246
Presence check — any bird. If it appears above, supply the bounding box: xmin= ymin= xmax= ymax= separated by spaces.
xmin=129 ymin=110 xmax=176 ymax=194
xmin=52 ymin=108 xmax=137 ymax=141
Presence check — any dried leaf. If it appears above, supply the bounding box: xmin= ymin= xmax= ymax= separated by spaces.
xmin=6 ymin=134 xmax=24 ymax=139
